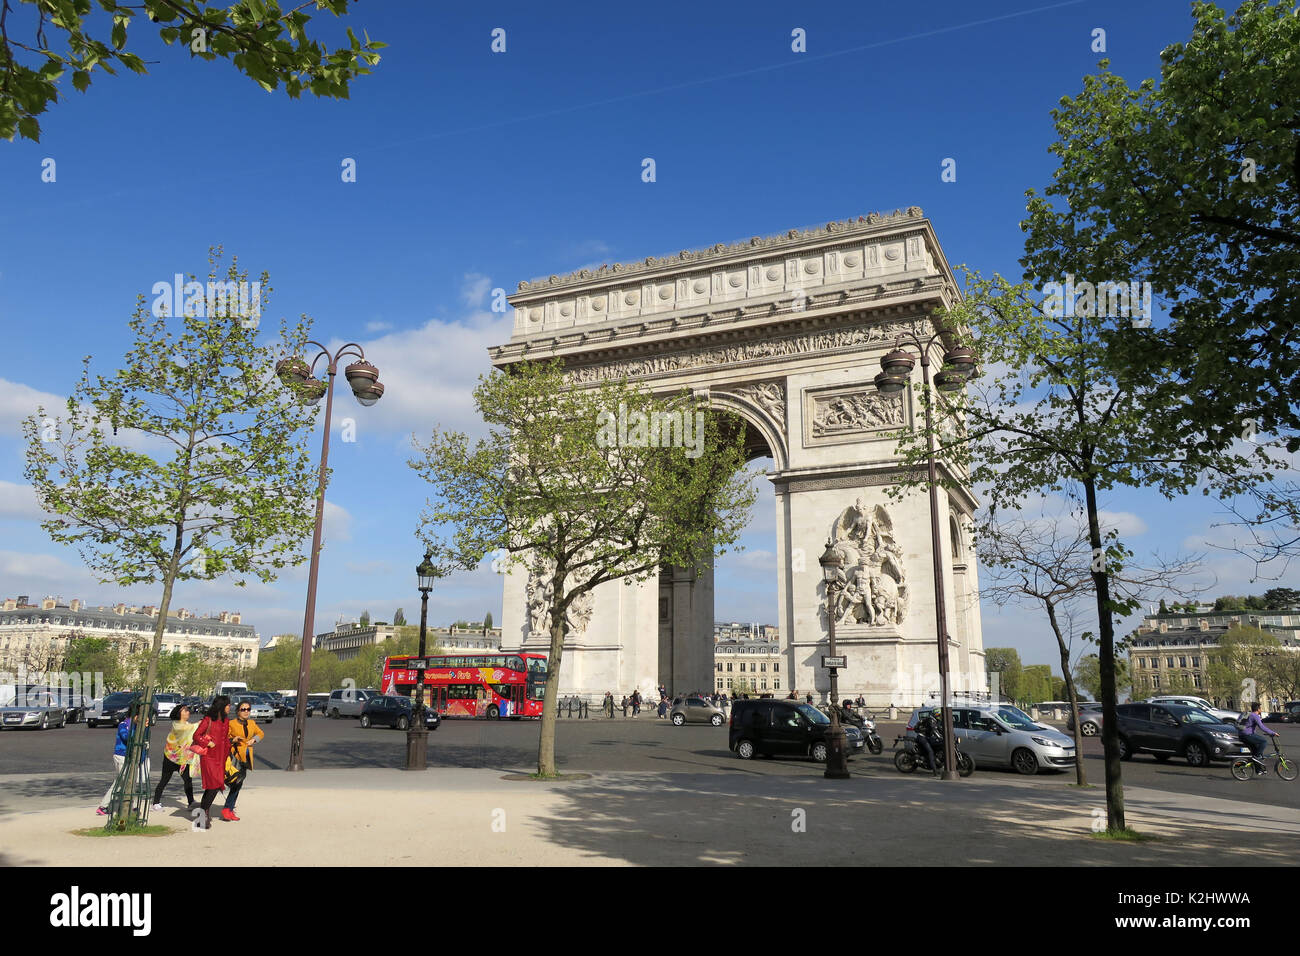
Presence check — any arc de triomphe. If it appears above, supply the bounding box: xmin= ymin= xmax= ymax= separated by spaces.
xmin=489 ymin=208 xmax=985 ymax=707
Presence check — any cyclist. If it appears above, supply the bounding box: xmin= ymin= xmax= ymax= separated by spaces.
xmin=914 ymin=707 xmax=943 ymax=776
xmin=1239 ymin=702 xmax=1280 ymax=776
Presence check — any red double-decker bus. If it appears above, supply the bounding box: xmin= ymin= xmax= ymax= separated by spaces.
xmin=380 ymin=652 xmax=547 ymax=719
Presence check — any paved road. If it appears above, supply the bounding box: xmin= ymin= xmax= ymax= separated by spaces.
xmin=2 ymin=715 xmax=1296 ymax=812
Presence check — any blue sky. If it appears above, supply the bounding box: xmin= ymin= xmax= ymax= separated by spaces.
xmin=1 ymin=0 xmax=1293 ymax=672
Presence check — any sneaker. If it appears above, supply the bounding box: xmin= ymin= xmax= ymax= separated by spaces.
xmin=95 ymin=807 xmax=108 ymax=816
xmin=220 ymin=808 xmax=238 ymax=822
xmin=151 ymin=803 xmax=163 ymax=811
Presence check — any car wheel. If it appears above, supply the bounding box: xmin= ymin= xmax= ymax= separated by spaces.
xmin=39 ymin=714 xmax=48 ymax=730
xmin=330 ymin=708 xmax=339 ymax=719
xmin=359 ymin=715 xmax=371 ymax=729
xmin=1184 ymin=740 xmax=1208 ymax=768
xmin=1118 ymin=736 xmax=1133 ymax=761
xmin=810 ymin=741 xmax=829 ymax=763
xmin=1081 ymin=721 xmax=1099 ymax=737
xmin=710 ymin=713 xmax=724 ymax=726
xmin=396 ymin=716 xmax=409 ymax=731
xmin=87 ymin=720 xmax=97 ymax=728
xmin=1011 ymin=748 xmax=1038 ymax=775
xmin=487 ymin=705 xmax=499 ymax=719
xmin=736 ymin=739 xmax=756 ymax=759
xmin=671 ymin=713 xmax=685 ymax=726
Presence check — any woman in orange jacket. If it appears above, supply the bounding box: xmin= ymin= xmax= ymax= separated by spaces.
xmin=222 ymin=700 xmax=265 ymax=822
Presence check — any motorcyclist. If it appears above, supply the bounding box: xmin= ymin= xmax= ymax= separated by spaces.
xmin=836 ymin=699 xmax=864 ymax=730
xmin=914 ymin=707 xmax=943 ymax=776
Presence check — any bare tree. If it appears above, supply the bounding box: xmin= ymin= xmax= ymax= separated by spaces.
xmin=978 ymin=505 xmax=1208 ymax=786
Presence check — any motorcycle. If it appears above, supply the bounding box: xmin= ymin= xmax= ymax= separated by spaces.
xmin=893 ymin=735 xmax=974 ymax=777
xmin=824 ymin=704 xmax=884 ymax=755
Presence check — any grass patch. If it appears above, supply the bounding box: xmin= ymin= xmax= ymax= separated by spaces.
xmin=72 ymin=824 xmax=174 ymax=838
xmin=1090 ymin=827 xmax=1159 ymax=843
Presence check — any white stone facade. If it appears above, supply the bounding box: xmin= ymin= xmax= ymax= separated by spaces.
xmin=492 ymin=210 xmax=985 ymax=707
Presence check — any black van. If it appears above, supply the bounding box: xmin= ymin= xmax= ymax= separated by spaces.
xmin=729 ymin=699 xmax=839 ymax=761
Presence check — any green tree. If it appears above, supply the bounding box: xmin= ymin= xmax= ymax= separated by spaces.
xmin=410 ymin=359 xmax=755 ymax=776
xmin=392 ymin=608 xmax=406 ymax=626
xmin=359 ymin=609 xmax=370 ymax=627
xmin=1074 ymin=653 xmax=1131 ymax=701
xmin=22 ymin=251 xmax=320 ymax=827
xmin=1158 ymin=598 xmax=1168 ymax=614
xmin=483 ymin=612 xmax=493 ymax=630
xmin=1205 ymin=624 xmax=1280 ymax=706
xmin=1 ymin=0 xmax=384 ymax=142
xmin=899 ymin=271 xmax=1249 ymax=832
xmin=63 ymin=635 xmax=127 ymax=691
xmin=1019 ymin=1 xmax=1298 ymax=574
xmin=984 ymin=648 xmax=1023 ymax=703
xmin=1263 ymin=588 xmax=1300 ymax=611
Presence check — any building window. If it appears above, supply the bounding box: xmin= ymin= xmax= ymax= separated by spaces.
xmin=1166 ymin=657 xmax=1174 ymax=668
xmin=715 ymin=663 xmax=722 ymax=672
xmin=717 ymin=679 xmax=724 ymax=689
xmin=1193 ymin=674 xmax=1201 ymax=688
xmin=739 ymin=663 xmax=746 ymax=673
xmin=1149 ymin=658 xmax=1158 ymax=669
xmin=726 ymin=663 xmax=732 ymax=672
xmin=1153 ymin=675 xmax=1161 ymax=689
xmin=774 ymin=679 xmax=780 ymax=690
xmin=760 ymin=663 xmax=767 ymax=672
xmin=1179 ymin=656 xmax=1187 ymax=668
xmin=773 ymin=663 xmax=779 ymax=673
xmin=761 ymin=679 xmax=768 ymax=690
xmin=1192 ymin=657 xmax=1200 ymax=668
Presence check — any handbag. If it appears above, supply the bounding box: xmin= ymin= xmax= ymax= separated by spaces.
xmin=224 ymin=740 xmax=247 ymax=787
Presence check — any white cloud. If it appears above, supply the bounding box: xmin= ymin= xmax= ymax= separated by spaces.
xmin=0 ymin=480 xmax=43 ymax=520
xmin=461 ymin=273 xmax=492 ymax=309
xmin=0 ymin=378 xmax=65 ymax=437
xmin=365 ymin=321 xmax=394 ymax=333
xmin=323 ymin=499 xmax=352 ymax=544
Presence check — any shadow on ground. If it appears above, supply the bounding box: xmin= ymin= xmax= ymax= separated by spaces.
xmin=533 ymin=772 xmax=1293 ymax=866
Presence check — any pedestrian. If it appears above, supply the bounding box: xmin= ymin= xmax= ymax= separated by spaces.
xmin=631 ymin=689 xmax=641 ymax=717
xmin=657 ymin=696 xmax=668 ymax=719
xmin=223 ymin=699 xmax=265 ymax=821
xmin=786 ymin=690 xmax=797 ymax=700
xmin=191 ymin=696 xmax=232 ymax=829
xmin=806 ymin=692 xmax=813 ymax=704
xmin=151 ymin=704 xmax=199 ymax=812
xmin=621 ymin=694 xmax=629 ymax=716
xmin=97 ymin=707 xmax=151 ymax=816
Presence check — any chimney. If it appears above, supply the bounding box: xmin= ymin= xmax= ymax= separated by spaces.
xmin=174 ymin=608 xmax=190 ymax=620
xmin=1198 ymin=618 xmax=1209 ymax=631
xmin=231 ymin=613 xmax=241 ymax=625
xmin=114 ymin=603 xmax=126 ymax=615
xmin=42 ymin=597 xmax=56 ymax=610
xmin=142 ymin=605 xmax=157 ymax=618
xmin=69 ymin=599 xmax=82 ymax=612
xmin=1159 ymin=622 xmax=1168 ymax=633
xmin=17 ymin=595 xmax=29 ymax=606
xmin=219 ymin=611 xmax=230 ymax=623
xmin=3 ymin=599 xmax=14 ymax=611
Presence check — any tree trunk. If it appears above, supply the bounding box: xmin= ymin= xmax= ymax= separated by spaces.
xmin=536 ymin=597 xmax=566 ymax=777
xmin=1084 ymin=475 xmax=1125 ymax=830
xmin=1045 ymin=603 xmax=1088 ymax=787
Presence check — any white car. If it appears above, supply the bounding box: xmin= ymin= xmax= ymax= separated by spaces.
xmin=1146 ymin=696 xmax=1239 ymax=724
xmin=229 ymin=695 xmax=274 ymax=723
xmin=152 ymin=693 xmax=183 ymax=717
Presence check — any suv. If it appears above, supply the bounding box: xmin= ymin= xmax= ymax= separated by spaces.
xmin=1066 ymin=700 xmax=1104 ymax=737
xmin=729 ymin=699 xmax=853 ymax=762
xmin=670 ymin=696 xmax=726 ymax=726
xmin=328 ymin=687 xmax=378 ymax=718
xmin=907 ymin=703 xmax=1076 ymax=775
xmin=359 ymin=695 xmax=440 ymax=730
xmin=1116 ymin=702 xmax=1252 ymax=767
xmin=1146 ymin=695 xmax=1240 ymax=724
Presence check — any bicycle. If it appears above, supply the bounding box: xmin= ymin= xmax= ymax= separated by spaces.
xmin=1230 ymin=738 xmax=1298 ymax=781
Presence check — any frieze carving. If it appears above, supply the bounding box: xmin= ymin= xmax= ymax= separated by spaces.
xmin=564 ymin=319 xmax=919 ymax=384
xmin=811 ymin=389 xmax=905 ymax=437
xmin=823 ymin=499 xmax=909 ymax=627
xmin=526 ymin=563 xmax=595 ymax=638
xmin=517 ymin=208 xmax=925 ymax=293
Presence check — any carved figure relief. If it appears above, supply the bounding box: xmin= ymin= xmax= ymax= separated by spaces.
xmin=728 ymin=381 xmax=786 ymax=435
xmin=811 ymin=389 xmax=905 ymax=437
xmin=823 ymin=499 xmax=909 ymax=627
xmin=526 ymin=563 xmax=595 ymax=638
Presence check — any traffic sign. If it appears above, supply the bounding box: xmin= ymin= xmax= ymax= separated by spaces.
xmin=822 ymin=655 xmax=846 ymax=669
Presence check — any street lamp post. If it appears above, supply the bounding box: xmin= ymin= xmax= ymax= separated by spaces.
xmin=872 ymin=332 xmax=976 ymax=781
xmin=818 ymin=540 xmax=851 ymax=780
xmin=406 ymin=550 xmax=437 ymax=771
xmin=282 ymin=343 xmax=385 ymax=773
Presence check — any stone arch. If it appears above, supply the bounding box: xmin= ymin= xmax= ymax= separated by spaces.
xmin=702 ymin=389 xmax=787 ymax=471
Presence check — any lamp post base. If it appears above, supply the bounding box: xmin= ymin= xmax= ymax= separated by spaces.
xmin=824 ymin=729 xmax=851 ymax=780
xmin=404 ymin=722 xmax=429 ymax=771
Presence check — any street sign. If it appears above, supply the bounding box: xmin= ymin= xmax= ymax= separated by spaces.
xmin=822 ymin=655 xmax=846 ymax=669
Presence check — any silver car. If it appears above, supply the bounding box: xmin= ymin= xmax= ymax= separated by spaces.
xmin=230 ymin=694 xmax=274 ymax=722
xmin=1 ymin=697 xmax=68 ymax=730
xmin=670 ymin=696 xmax=726 ymax=726
xmin=908 ymin=703 xmax=1076 ymax=775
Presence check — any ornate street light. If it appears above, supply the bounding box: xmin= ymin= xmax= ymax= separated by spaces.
xmin=405 ymin=549 xmax=438 ymax=771
xmin=284 ymin=342 xmax=385 ymax=773
xmin=818 ymin=539 xmax=851 ymax=780
xmin=870 ymin=330 xmax=977 ymax=781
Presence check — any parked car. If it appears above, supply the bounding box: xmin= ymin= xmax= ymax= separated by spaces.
xmin=670 ymin=696 xmax=726 ymax=726
xmin=1116 ymin=702 xmax=1252 ymax=767
xmin=258 ymin=692 xmax=286 ymax=717
xmin=1066 ymin=701 xmax=1104 ymax=737
xmin=729 ymin=699 xmax=856 ymax=762
xmin=328 ymin=687 xmax=378 ymax=718
xmin=87 ymin=692 xmax=140 ymax=728
xmin=906 ymin=703 xmax=1076 ymax=775
xmin=1145 ymin=695 xmax=1240 ymax=724
xmin=152 ymin=693 xmax=183 ymax=718
xmin=359 ymin=695 xmax=440 ymax=730
xmin=1263 ymin=701 xmax=1300 ymax=724
xmin=228 ymin=694 xmax=274 ymax=723
xmin=307 ymin=693 xmax=330 ymax=716
xmin=1 ymin=695 xmax=68 ymax=730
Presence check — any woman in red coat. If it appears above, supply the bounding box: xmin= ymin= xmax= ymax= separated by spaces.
xmin=192 ymin=696 xmax=231 ymax=829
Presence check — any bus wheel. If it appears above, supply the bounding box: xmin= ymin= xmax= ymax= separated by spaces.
xmin=487 ymin=705 xmax=499 ymax=719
